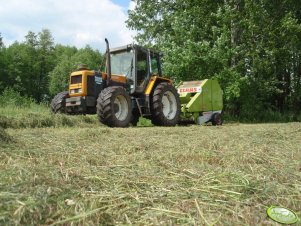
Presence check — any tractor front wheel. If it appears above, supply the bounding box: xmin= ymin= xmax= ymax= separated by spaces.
xmin=97 ymin=86 xmax=132 ymax=127
xmin=51 ymin=91 xmax=69 ymax=113
xmin=150 ymin=82 xmax=181 ymax=126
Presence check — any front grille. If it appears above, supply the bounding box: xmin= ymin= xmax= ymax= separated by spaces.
xmin=71 ymin=75 xmax=82 ymax=84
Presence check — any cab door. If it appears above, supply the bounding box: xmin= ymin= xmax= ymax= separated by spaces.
xmin=134 ymin=48 xmax=150 ymax=93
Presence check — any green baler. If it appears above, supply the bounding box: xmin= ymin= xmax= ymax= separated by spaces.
xmin=177 ymin=79 xmax=223 ymax=125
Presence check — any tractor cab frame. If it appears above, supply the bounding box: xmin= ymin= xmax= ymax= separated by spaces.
xmin=108 ymin=44 xmax=163 ymax=95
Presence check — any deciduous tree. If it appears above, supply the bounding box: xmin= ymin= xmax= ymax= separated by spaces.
xmin=127 ymin=0 xmax=301 ymax=118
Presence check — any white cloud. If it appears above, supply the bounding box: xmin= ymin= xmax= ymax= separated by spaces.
xmin=0 ymin=0 xmax=136 ymax=50
xmin=129 ymin=0 xmax=136 ymax=11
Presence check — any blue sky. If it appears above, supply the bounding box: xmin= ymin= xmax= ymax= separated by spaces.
xmin=0 ymin=0 xmax=136 ymax=50
xmin=112 ymin=0 xmax=131 ymax=8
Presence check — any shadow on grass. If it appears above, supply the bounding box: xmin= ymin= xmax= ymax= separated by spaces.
xmin=0 ymin=128 xmax=13 ymax=143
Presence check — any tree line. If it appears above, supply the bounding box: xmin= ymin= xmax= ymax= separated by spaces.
xmin=0 ymin=29 xmax=102 ymax=102
xmin=127 ymin=0 xmax=301 ymax=120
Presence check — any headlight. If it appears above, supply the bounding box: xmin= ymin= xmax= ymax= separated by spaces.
xmin=70 ymin=89 xmax=82 ymax=94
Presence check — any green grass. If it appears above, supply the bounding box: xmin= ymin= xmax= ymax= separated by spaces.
xmin=0 ymin=105 xmax=100 ymax=129
xmin=1 ymin=120 xmax=300 ymax=225
xmin=0 ymin=88 xmax=100 ymax=129
xmin=0 ymin=90 xmax=300 ymax=225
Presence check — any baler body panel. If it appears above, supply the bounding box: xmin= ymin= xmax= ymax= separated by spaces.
xmin=178 ymin=79 xmax=223 ymax=123
xmin=211 ymin=80 xmax=223 ymax=111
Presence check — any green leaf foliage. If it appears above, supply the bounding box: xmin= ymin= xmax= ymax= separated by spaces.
xmin=0 ymin=30 xmax=103 ymax=102
xmin=127 ymin=0 xmax=301 ymax=119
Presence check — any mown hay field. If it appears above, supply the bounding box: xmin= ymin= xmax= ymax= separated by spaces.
xmin=0 ymin=112 xmax=300 ymax=225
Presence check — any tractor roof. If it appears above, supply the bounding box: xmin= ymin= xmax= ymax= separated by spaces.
xmin=110 ymin=44 xmax=161 ymax=56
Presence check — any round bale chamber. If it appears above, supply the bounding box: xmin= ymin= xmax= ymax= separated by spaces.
xmin=177 ymin=79 xmax=223 ymax=124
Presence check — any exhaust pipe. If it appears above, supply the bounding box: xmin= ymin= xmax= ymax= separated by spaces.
xmin=105 ymin=38 xmax=111 ymax=86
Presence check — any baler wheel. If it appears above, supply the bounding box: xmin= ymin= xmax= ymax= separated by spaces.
xmin=96 ymin=86 xmax=132 ymax=127
xmin=51 ymin=91 xmax=69 ymax=113
xmin=212 ymin=113 xmax=223 ymax=126
xmin=150 ymin=82 xmax=181 ymax=126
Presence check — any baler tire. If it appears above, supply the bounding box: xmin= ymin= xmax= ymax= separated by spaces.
xmin=212 ymin=113 xmax=223 ymax=126
xmin=96 ymin=86 xmax=132 ymax=127
xmin=150 ymin=82 xmax=181 ymax=126
xmin=51 ymin=91 xmax=69 ymax=113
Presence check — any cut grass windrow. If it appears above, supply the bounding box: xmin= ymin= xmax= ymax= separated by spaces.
xmin=0 ymin=122 xmax=300 ymax=225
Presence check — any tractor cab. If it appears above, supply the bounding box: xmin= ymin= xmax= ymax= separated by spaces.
xmin=108 ymin=44 xmax=163 ymax=94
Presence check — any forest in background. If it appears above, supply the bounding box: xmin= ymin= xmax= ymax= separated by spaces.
xmin=128 ymin=0 xmax=301 ymax=120
xmin=1 ymin=0 xmax=301 ymax=121
xmin=0 ymin=29 xmax=102 ymax=102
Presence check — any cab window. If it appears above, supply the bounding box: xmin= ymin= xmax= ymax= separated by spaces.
xmin=151 ymin=57 xmax=159 ymax=75
xmin=136 ymin=50 xmax=148 ymax=87
xmin=110 ymin=51 xmax=134 ymax=78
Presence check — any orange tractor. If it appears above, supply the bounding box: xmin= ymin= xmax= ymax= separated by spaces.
xmin=51 ymin=39 xmax=181 ymax=127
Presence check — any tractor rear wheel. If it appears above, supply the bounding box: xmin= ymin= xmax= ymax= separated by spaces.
xmin=97 ymin=86 xmax=132 ymax=127
xmin=150 ymin=82 xmax=181 ymax=126
xmin=212 ymin=113 xmax=223 ymax=126
xmin=51 ymin=91 xmax=69 ymax=113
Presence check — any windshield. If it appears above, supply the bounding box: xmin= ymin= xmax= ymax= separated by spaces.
xmin=111 ymin=51 xmax=134 ymax=78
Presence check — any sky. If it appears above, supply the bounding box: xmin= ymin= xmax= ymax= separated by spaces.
xmin=0 ymin=0 xmax=136 ymax=50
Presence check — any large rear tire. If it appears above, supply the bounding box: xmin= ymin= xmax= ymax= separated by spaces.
xmin=96 ymin=86 xmax=132 ymax=127
xmin=51 ymin=91 xmax=69 ymax=113
xmin=150 ymin=82 xmax=181 ymax=126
